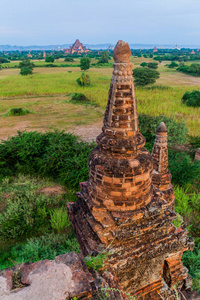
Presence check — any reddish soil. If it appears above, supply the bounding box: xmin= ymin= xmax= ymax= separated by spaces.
xmin=35 ymin=186 xmax=66 ymax=197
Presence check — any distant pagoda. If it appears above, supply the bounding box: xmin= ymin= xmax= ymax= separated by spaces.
xmin=64 ymin=39 xmax=90 ymax=54
xmin=153 ymin=46 xmax=158 ymax=52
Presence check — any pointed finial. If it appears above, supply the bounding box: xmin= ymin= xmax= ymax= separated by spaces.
xmin=156 ymin=122 xmax=167 ymax=133
xmin=113 ymin=40 xmax=131 ymax=63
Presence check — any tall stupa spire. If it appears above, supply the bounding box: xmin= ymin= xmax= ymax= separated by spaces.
xmin=97 ymin=40 xmax=145 ymax=156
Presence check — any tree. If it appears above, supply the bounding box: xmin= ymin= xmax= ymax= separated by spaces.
xmin=80 ymin=57 xmax=90 ymax=71
xmin=188 ymin=63 xmax=200 ymax=76
xmin=45 ymin=56 xmax=55 ymax=63
xmin=140 ymin=62 xmax=147 ymax=67
xmin=182 ymin=90 xmax=200 ymax=107
xmin=98 ymin=51 xmax=109 ymax=64
xmin=19 ymin=59 xmax=34 ymax=70
xmin=20 ymin=67 xmax=33 ymax=75
xmin=167 ymin=61 xmax=179 ymax=68
xmin=147 ymin=62 xmax=158 ymax=69
xmin=132 ymin=67 xmax=160 ymax=86
xmin=0 ymin=56 xmax=10 ymax=63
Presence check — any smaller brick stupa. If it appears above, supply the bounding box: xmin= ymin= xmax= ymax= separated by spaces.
xmin=152 ymin=122 xmax=175 ymax=210
xmin=68 ymin=40 xmax=194 ymax=300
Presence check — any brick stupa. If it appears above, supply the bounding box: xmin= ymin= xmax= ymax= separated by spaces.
xmin=68 ymin=40 xmax=194 ymax=299
xmin=152 ymin=122 xmax=175 ymax=211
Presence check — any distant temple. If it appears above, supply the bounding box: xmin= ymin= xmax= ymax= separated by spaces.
xmin=27 ymin=51 xmax=32 ymax=58
xmin=153 ymin=46 xmax=158 ymax=52
xmin=191 ymin=50 xmax=195 ymax=54
xmin=174 ymin=44 xmax=180 ymax=50
xmin=108 ymin=44 xmax=114 ymax=50
xmin=64 ymin=39 xmax=90 ymax=54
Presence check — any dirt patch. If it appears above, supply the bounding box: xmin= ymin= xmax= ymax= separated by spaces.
xmin=35 ymin=186 xmax=66 ymax=197
xmin=69 ymin=120 xmax=103 ymax=142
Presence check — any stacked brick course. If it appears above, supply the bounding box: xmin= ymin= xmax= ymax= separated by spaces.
xmin=68 ymin=40 xmax=194 ymax=299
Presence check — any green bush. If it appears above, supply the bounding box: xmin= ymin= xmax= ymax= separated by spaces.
xmin=182 ymin=90 xmax=200 ymax=107
xmin=0 ymin=190 xmax=61 ymax=239
xmin=169 ymin=151 xmax=200 ymax=187
xmin=19 ymin=59 xmax=34 ymax=71
xmin=138 ymin=114 xmax=188 ymax=150
xmin=50 ymin=207 xmax=71 ymax=233
xmin=20 ymin=67 xmax=32 ymax=75
xmin=167 ymin=61 xmax=179 ymax=68
xmin=76 ymin=73 xmax=91 ymax=86
xmin=0 ymin=131 xmax=95 ymax=188
xmin=4 ymin=108 xmax=31 ymax=116
xmin=147 ymin=62 xmax=158 ymax=69
xmin=0 ymin=56 xmax=10 ymax=63
xmin=64 ymin=57 xmax=74 ymax=62
xmin=0 ymin=233 xmax=79 ymax=269
xmin=132 ymin=67 xmax=160 ymax=86
xmin=69 ymin=93 xmax=90 ymax=105
xmin=177 ymin=63 xmax=200 ymax=76
xmin=45 ymin=56 xmax=54 ymax=63
xmin=140 ymin=62 xmax=147 ymax=67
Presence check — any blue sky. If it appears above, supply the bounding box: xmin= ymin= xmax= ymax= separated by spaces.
xmin=1 ymin=0 xmax=200 ymax=45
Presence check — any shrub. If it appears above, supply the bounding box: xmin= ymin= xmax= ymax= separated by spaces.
xmin=45 ymin=56 xmax=55 ymax=63
xmin=0 ymin=56 xmax=10 ymax=63
xmin=140 ymin=62 xmax=147 ymax=67
xmin=76 ymin=73 xmax=91 ymax=86
xmin=182 ymin=246 xmax=200 ymax=292
xmin=70 ymin=93 xmax=89 ymax=104
xmin=167 ymin=61 xmax=179 ymax=68
xmin=64 ymin=57 xmax=74 ymax=62
xmin=0 ymin=131 xmax=95 ymax=188
xmin=182 ymin=90 xmax=200 ymax=107
xmin=169 ymin=151 xmax=200 ymax=186
xmin=85 ymin=252 xmax=108 ymax=271
xmin=20 ymin=67 xmax=32 ymax=75
xmin=4 ymin=108 xmax=31 ymax=116
xmin=177 ymin=63 xmax=200 ymax=76
xmin=0 ymin=233 xmax=79 ymax=269
xmin=0 ymin=190 xmax=61 ymax=239
xmin=138 ymin=114 xmax=188 ymax=150
xmin=50 ymin=207 xmax=71 ymax=233
xmin=147 ymin=62 xmax=158 ymax=69
xmin=19 ymin=59 xmax=34 ymax=70
xmin=132 ymin=67 xmax=160 ymax=86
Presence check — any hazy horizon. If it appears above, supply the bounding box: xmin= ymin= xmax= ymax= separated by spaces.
xmin=1 ymin=0 xmax=200 ymax=46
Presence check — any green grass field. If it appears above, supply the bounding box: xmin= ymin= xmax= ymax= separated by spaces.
xmin=0 ymin=60 xmax=200 ymax=136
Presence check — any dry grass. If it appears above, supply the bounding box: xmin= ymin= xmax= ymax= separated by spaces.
xmin=0 ymin=95 xmax=103 ymax=141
